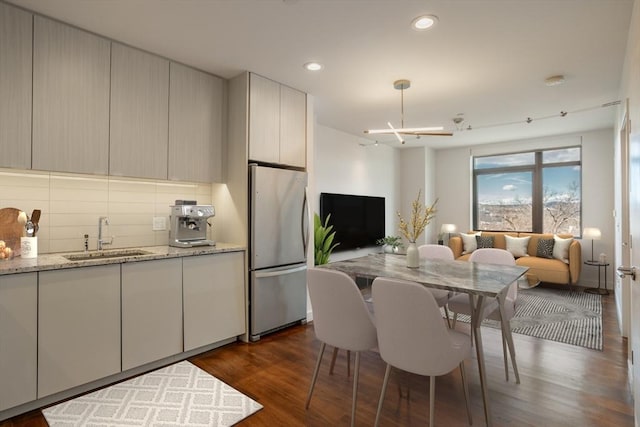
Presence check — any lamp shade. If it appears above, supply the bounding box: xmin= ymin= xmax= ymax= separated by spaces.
xmin=441 ymin=223 xmax=457 ymax=234
xmin=583 ymin=227 xmax=601 ymax=240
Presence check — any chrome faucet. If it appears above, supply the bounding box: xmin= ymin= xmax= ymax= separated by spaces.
xmin=98 ymin=216 xmax=113 ymax=250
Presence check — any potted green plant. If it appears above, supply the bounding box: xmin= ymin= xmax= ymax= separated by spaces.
xmin=376 ymin=235 xmax=404 ymax=253
xmin=314 ymin=213 xmax=339 ymax=265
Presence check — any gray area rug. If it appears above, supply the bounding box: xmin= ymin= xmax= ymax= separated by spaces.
xmin=42 ymin=360 xmax=263 ymax=426
xmin=447 ymin=288 xmax=603 ymax=351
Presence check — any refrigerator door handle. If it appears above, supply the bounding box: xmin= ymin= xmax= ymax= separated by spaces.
xmin=302 ymin=186 xmax=309 ymax=256
xmin=254 ymin=265 xmax=307 ymax=279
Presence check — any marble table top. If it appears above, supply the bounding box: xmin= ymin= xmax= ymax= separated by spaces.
xmin=319 ymin=253 xmax=529 ymax=298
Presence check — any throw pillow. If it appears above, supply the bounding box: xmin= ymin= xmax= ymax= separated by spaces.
xmin=553 ymin=235 xmax=573 ymax=264
xmin=505 ymin=235 xmax=530 ymax=258
xmin=460 ymin=232 xmax=480 ymax=254
xmin=536 ymin=238 xmax=555 ymax=259
xmin=475 ymin=235 xmax=494 ymax=249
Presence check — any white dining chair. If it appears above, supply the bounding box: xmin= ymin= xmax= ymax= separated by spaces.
xmin=418 ymin=244 xmax=455 ymax=323
xmin=372 ymin=277 xmax=472 ymax=427
xmin=418 ymin=243 xmax=455 ymax=260
xmin=306 ymin=268 xmax=378 ymax=427
xmin=448 ymin=247 xmax=520 ymax=383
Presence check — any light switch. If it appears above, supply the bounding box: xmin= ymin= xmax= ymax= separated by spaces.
xmin=152 ymin=216 xmax=166 ymax=231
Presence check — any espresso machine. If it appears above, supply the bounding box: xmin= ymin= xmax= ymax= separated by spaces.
xmin=168 ymin=200 xmax=216 ymax=248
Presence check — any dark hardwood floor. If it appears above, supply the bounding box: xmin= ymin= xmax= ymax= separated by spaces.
xmin=2 ymin=287 xmax=633 ymax=426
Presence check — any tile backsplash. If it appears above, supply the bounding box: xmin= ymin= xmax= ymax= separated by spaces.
xmin=0 ymin=168 xmax=213 ymax=254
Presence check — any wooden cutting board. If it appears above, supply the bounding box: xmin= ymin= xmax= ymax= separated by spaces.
xmin=0 ymin=207 xmax=27 ymax=251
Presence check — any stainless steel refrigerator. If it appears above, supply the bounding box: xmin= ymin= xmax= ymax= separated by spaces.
xmin=249 ymin=164 xmax=308 ymax=341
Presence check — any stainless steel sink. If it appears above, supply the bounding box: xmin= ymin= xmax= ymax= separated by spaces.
xmin=63 ymin=249 xmax=152 ymax=261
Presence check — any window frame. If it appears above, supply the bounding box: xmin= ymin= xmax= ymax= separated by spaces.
xmin=472 ymin=146 xmax=582 ymax=235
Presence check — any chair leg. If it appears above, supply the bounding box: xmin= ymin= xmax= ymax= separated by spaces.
xmin=459 ymin=362 xmax=473 ymax=426
xmin=347 ymin=350 xmax=351 ymax=377
xmin=351 ymin=352 xmax=361 ymax=427
xmin=329 ymin=346 xmax=339 ymax=375
xmin=305 ymin=342 xmax=326 ymax=409
xmin=374 ymin=364 xmax=392 ymax=427
xmin=452 ymin=311 xmax=458 ymax=328
xmin=429 ymin=375 xmax=436 ymax=427
xmin=444 ymin=305 xmax=452 ymax=328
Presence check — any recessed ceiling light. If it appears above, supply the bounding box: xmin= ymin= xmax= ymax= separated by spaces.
xmin=303 ymin=62 xmax=323 ymax=71
xmin=544 ymin=75 xmax=565 ymax=86
xmin=411 ymin=15 xmax=438 ymax=31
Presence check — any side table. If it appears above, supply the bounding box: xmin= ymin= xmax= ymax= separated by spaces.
xmin=584 ymin=260 xmax=610 ymax=295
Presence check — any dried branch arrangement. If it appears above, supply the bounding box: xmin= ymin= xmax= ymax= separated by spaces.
xmin=397 ymin=190 xmax=438 ymax=243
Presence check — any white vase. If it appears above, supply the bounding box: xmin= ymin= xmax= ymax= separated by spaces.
xmin=406 ymin=242 xmax=419 ymax=268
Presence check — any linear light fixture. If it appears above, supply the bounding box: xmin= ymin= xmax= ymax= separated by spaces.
xmin=386 ymin=122 xmax=404 ymax=144
xmin=365 ymin=126 xmax=446 ymax=135
xmin=364 ymin=79 xmax=452 ymax=143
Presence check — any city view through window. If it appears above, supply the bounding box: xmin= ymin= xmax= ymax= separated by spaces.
xmin=473 ymin=147 xmax=581 ymax=236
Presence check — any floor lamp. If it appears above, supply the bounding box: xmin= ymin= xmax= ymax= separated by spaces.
xmin=582 ymin=227 xmax=601 ymax=262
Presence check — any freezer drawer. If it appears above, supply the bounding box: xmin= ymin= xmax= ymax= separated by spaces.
xmin=250 ymin=264 xmax=307 ymax=341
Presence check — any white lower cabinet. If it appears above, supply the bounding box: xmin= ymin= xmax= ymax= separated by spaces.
xmin=0 ymin=251 xmax=245 ymax=414
xmin=0 ymin=273 xmax=37 ymax=411
xmin=183 ymin=252 xmax=245 ymax=351
xmin=122 ymin=258 xmax=183 ymax=370
xmin=38 ymin=265 xmax=120 ymax=398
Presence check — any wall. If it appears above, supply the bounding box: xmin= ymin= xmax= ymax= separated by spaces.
xmin=434 ymin=128 xmax=615 ymax=288
xmin=397 ymin=147 xmax=439 ymax=245
xmin=314 ymin=124 xmax=399 ymax=261
xmin=0 ymin=168 xmax=213 ymax=254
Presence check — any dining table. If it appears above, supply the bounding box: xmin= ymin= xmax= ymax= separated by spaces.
xmin=318 ymin=252 xmax=529 ymax=427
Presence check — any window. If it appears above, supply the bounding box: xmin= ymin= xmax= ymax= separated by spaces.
xmin=473 ymin=147 xmax=581 ymax=236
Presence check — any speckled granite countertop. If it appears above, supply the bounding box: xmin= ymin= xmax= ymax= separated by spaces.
xmin=0 ymin=243 xmax=245 ymax=276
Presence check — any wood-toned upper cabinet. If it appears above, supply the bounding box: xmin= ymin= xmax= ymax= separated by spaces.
xmin=249 ymin=73 xmax=306 ymax=168
xmin=32 ymin=16 xmax=110 ymax=175
xmin=110 ymin=43 xmax=169 ymax=179
xmin=0 ymin=3 xmax=32 ymax=169
xmin=279 ymin=84 xmax=306 ymax=168
xmin=168 ymin=62 xmax=223 ymax=183
xmin=248 ymin=73 xmax=280 ymax=164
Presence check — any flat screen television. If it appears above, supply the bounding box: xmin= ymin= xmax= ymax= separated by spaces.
xmin=319 ymin=192 xmax=385 ymax=251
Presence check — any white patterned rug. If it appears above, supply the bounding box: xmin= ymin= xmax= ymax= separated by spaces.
xmin=42 ymin=361 xmax=263 ymax=426
xmin=445 ymin=288 xmax=603 ymax=351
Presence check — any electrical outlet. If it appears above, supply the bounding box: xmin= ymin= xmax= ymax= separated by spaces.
xmin=152 ymin=216 xmax=166 ymax=231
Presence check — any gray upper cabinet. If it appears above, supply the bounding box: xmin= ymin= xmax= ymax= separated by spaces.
xmin=168 ymin=62 xmax=223 ymax=183
xmin=249 ymin=73 xmax=306 ymax=168
xmin=32 ymin=16 xmax=111 ymax=175
xmin=0 ymin=3 xmax=32 ymax=169
xmin=110 ymin=43 xmax=169 ymax=179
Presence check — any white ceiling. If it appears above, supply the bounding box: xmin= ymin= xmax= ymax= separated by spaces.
xmin=9 ymin=0 xmax=633 ymax=149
